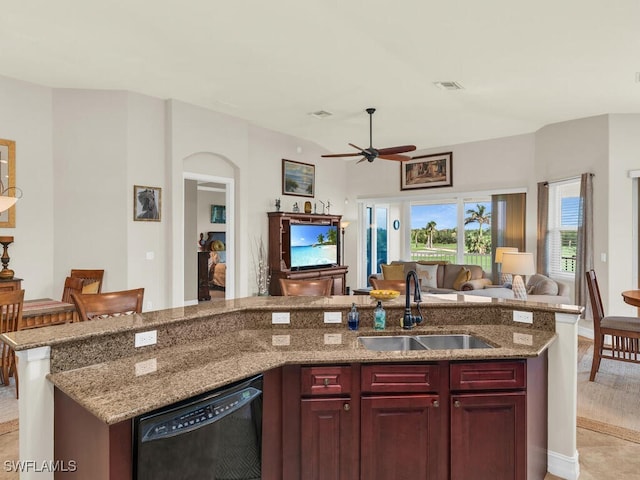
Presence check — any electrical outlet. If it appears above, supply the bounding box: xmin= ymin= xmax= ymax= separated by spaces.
xmin=324 ymin=333 xmax=343 ymax=345
xmin=513 ymin=311 xmax=533 ymax=324
xmin=135 ymin=358 xmax=157 ymax=376
xmin=135 ymin=330 xmax=157 ymax=348
xmin=272 ymin=312 xmax=290 ymax=324
xmin=513 ymin=332 xmax=533 ymax=345
xmin=323 ymin=312 xmax=342 ymax=324
xmin=271 ymin=334 xmax=290 ymax=346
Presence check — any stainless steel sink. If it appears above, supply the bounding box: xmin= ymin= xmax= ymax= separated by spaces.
xmin=358 ymin=334 xmax=494 ymax=351
xmin=358 ymin=336 xmax=428 ymax=351
xmin=414 ymin=334 xmax=493 ymax=350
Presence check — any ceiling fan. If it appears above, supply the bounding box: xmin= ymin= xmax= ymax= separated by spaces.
xmin=321 ymin=108 xmax=416 ymax=163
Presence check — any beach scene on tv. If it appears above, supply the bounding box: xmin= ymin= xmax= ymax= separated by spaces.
xmin=290 ymin=224 xmax=338 ymax=269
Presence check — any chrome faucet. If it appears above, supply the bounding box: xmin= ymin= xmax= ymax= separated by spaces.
xmin=403 ymin=270 xmax=423 ymax=329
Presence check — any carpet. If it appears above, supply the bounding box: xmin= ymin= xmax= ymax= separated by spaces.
xmin=577 ymin=336 xmax=640 ymax=443
xmin=0 ymin=378 xmax=18 ymax=435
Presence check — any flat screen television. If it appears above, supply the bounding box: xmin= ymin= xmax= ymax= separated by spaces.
xmin=290 ymin=223 xmax=338 ymax=270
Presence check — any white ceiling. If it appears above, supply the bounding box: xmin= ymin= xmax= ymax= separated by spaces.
xmin=2 ymin=1 xmax=640 ymax=154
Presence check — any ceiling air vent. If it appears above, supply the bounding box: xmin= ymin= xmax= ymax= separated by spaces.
xmin=433 ymin=81 xmax=464 ymax=90
xmin=309 ymin=110 xmax=333 ymax=119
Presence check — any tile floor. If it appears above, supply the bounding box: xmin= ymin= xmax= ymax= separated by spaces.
xmin=0 ymin=423 xmax=638 ymax=478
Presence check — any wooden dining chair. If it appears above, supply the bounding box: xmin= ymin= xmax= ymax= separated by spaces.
xmin=61 ymin=276 xmax=85 ymax=304
xmin=70 ymin=269 xmax=105 ymax=293
xmin=585 ymin=269 xmax=640 ymax=381
xmin=279 ymin=278 xmax=333 ymax=296
xmin=70 ymin=288 xmax=144 ymax=321
xmin=0 ymin=289 xmax=24 ymax=398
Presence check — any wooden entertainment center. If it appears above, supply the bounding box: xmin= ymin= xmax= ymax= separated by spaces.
xmin=268 ymin=212 xmax=348 ymax=296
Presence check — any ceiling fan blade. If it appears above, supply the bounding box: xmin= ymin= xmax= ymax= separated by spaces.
xmin=376 ymin=145 xmax=417 ymax=155
xmin=378 ymin=154 xmax=412 ymax=162
xmin=348 ymin=143 xmax=365 ymax=152
xmin=321 ymin=152 xmax=363 ymax=158
xmin=356 ymin=157 xmax=367 ymax=164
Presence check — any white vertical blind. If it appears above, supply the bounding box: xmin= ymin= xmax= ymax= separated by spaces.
xmin=548 ymin=179 xmax=580 ymax=276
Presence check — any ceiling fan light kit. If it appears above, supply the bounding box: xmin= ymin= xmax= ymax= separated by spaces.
xmin=321 ymin=108 xmax=416 ymax=164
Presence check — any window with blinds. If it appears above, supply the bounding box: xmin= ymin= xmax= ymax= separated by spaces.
xmin=548 ymin=179 xmax=580 ymax=276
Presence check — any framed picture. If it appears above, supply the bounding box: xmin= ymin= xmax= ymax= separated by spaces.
xmin=211 ymin=204 xmax=226 ymax=224
xmin=134 ymin=185 xmax=161 ymax=222
xmin=400 ymin=152 xmax=453 ymax=190
xmin=282 ymin=159 xmax=315 ymax=197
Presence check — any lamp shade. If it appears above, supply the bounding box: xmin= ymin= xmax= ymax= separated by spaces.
xmin=340 ymin=221 xmax=350 ymax=230
xmin=0 ymin=196 xmax=17 ymax=213
xmin=500 ymin=252 xmax=535 ymax=276
xmin=495 ymin=247 xmax=518 ymax=263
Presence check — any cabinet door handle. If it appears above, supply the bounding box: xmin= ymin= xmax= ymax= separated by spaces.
xmin=343 ymin=403 xmax=350 ymax=411
xmin=323 ymin=378 xmax=330 ymax=387
xmin=454 ymin=400 xmax=461 ymax=408
xmin=432 ymin=400 xmax=440 ymax=408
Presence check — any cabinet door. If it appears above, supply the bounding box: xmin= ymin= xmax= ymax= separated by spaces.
xmin=361 ymin=394 xmax=444 ymax=480
xmin=301 ymin=397 xmax=358 ymax=480
xmin=450 ymin=392 xmax=526 ymax=480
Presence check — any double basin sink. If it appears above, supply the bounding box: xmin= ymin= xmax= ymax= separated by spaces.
xmin=358 ymin=334 xmax=493 ymax=351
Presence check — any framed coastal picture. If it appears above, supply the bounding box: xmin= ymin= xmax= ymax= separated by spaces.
xmin=401 ymin=152 xmax=453 ymax=190
xmin=282 ymin=159 xmax=315 ymax=197
xmin=134 ymin=185 xmax=161 ymax=221
xmin=211 ymin=204 xmax=226 ymax=224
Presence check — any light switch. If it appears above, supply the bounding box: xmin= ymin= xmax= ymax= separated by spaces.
xmin=146 ymin=251 xmax=154 ymax=260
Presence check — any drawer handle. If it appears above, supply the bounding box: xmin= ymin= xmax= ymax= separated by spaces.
xmin=454 ymin=400 xmax=461 ymax=408
xmin=433 ymin=400 xmax=440 ymax=408
xmin=343 ymin=403 xmax=350 ymax=411
xmin=323 ymin=378 xmax=330 ymax=387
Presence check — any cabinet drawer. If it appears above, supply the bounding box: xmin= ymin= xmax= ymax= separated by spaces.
xmin=450 ymin=361 xmax=526 ymax=391
xmin=361 ymin=364 xmax=441 ymax=393
xmin=301 ymin=366 xmax=351 ymax=396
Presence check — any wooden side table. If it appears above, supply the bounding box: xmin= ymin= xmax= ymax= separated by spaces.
xmin=0 ymin=277 xmax=22 ymax=292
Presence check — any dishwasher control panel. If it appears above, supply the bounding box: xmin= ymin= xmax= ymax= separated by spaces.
xmin=141 ymin=387 xmax=260 ymax=442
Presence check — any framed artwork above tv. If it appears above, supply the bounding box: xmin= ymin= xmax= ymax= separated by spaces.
xmin=282 ymin=159 xmax=315 ymax=197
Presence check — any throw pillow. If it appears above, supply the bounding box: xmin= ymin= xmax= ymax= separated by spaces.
xmin=527 ymin=274 xmax=558 ymax=296
xmin=82 ymin=281 xmax=100 ymax=294
xmin=452 ymin=267 xmax=471 ymax=291
xmin=415 ymin=264 xmax=438 ymax=289
xmin=381 ymin=263 xmax=405 ymax=281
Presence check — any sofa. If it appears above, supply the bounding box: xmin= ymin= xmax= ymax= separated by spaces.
xmin=370 ymin=261 xmax=571 ymax=304
xmin=369 ymin=261 xmax=492 ymax=294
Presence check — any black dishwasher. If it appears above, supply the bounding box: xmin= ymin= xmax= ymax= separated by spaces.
xmin=133 ymin=374 xmax=263 ymax=480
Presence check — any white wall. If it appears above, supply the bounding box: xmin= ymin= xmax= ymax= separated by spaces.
xmin=608 ymin=114 xmax=640 ymax=315
xmin=0 ymin=76 xmax=53 ymax=299
xmin=535 ymin=115 xmax=610 ymax=309
xmin=2 ymin=73 xmax=636 ymax=317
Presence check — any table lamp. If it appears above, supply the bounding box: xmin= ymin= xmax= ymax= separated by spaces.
xmin=495 ymin=247 xmax=518 ymax=285
xmin=500 ymin=252 xmax=535 ymax=300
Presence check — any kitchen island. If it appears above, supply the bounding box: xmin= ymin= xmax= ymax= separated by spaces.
xmin=3 ymin=293 xmax=582 ymax=479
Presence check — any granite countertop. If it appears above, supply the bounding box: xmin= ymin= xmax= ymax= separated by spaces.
xmin=4 ymin=293 xmax=581 ymax=352
xmin=49 ymin=322 xmax=557 ymax=425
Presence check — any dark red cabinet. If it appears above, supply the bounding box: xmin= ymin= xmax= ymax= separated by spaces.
xmin=281 ymin=356 xmax=547 ymax=480
xmin=361 ymin=394 xmax=444 ymax=480
xmin=450 ymin=392 xmax=526 ymax=480
xmin=301 ymin=397 xmax=358 ymax=480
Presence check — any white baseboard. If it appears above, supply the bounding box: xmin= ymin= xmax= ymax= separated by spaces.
xmin=548 ymin=449 xmax=580 ymax=480
xmin=183 ymin=299 xmax=198 ymax=306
